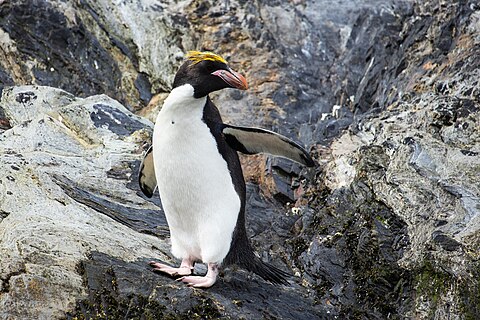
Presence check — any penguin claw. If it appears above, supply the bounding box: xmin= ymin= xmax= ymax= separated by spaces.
xmin=176 ymin=276 xmax=185 ymax=282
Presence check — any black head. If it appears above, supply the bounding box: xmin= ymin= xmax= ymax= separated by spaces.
xmin=172 ymin=51 xmax=248 ymax=98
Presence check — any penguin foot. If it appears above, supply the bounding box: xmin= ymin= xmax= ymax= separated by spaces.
xmin=149 ymin=258 xmax=193 ymax=277
xmin=178 ymin=263 xmax=218 ymax=288
xmin=178 ymin=275 xmax=217 ymax=288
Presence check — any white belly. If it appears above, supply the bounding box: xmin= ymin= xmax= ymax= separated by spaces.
xmin=152 ymin=85 xmax=240 ymax=264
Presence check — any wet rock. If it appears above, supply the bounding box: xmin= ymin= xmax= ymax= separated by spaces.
xmin=432 ymin=231 xmax=463 ymax=252
xmin=90 ymin=103 xmax=146 ymax=137
xmin=66 ymin=252 xmax=326 ymax=319
xmin=51 ymin=174 xmax=169 ymax=238
xmin=0 ymin=211 xmax=9 ymax=221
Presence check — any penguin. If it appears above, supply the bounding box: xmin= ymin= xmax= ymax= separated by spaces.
xmin=139 ymin=51 xmax=315 ymax=288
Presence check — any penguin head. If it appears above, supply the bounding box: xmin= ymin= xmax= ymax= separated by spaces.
xmin=173 ymin=51 xmax=248 ymax=98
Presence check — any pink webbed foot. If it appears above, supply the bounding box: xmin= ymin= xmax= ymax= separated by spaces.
xmin=149 ymin=258 xmax=193 ymax=277
xmin=178 ymin=263 xmax=218 ymax=288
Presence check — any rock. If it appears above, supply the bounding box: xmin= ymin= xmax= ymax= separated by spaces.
xmin=289 ymin=1 xmax=480 ymax=318
xmin=0 ymin=86 xmax=324 ymax=319
xmin=66 ymin=252 xmax=326 ymax=319
xmin=0 ymin=86 xmax=170 ymax=318
xmin=0 ymin=0 xmax=414 ymax=143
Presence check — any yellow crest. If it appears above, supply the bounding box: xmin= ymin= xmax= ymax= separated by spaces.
xmin=186 ymin=51 xmax=228 ymax=65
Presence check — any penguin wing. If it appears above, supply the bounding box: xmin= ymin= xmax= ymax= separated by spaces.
xmin=138 ymin=145 xmax=157 ymax=198
xmin=222 ymin=124 xmax=315 ymax=167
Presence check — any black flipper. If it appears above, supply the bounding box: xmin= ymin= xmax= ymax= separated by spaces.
xmin=222 ymin=124 xmax=315 ymax=167
xmin=138 ymin=145 xmax=157 ymax=198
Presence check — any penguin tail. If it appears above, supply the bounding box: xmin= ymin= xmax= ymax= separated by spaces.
xmin=224 ymin=232 xmax=291 ymax=285
xmin=246 ymin=256 xmax=290 ymax=285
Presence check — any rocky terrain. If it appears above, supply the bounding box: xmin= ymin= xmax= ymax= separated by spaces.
xmin=0 ymin=0 xmax=479 ymax=319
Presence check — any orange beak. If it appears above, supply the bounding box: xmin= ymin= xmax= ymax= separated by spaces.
xmin=211 ymin=68 xmax=248 ymax=90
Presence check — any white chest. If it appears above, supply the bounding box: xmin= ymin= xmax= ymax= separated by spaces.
xmin=151 ymin=85 xmax=240 ymax=262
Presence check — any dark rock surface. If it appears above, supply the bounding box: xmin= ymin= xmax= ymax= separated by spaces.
xmin=0 ymin=0 xmax=125 ymax=104
xmin=67 ymin=252 xmax=326 ymax=320
xmin=1 ymin=0 xmax=479 ymax=319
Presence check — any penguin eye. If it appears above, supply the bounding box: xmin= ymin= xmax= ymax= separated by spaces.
xmin=205 ymin=64 xmax=216 ymax=73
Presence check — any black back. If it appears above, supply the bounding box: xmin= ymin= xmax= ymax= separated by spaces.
xmin=202 ymin=97 xmax=289 ymax=285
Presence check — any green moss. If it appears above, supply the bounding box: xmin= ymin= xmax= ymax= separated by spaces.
xmin=183 ymin=298 xmax=223 ymax=319
xmin=414 ymin=260 xmax=452 ymax=317
xmin=459 ymin=262 xmax=480 ymax=320
xmin=414 ymin=259 xmax=480 ymax=319
xmin=336 ymin=177 xmax=412 ymax=318
xmin=67 ymin=289 xmax=228 ymax=320
xmin=375 ymin=214 xmax=388 ymax=227
xmin=312 ymin=276 xmax=331 ymax=303
xmin=288 ymin=237 xmax=308 ymax=261
xmin=67 ymin=288 xmax=168 ymax=319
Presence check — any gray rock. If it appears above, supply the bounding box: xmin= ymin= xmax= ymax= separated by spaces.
xmin=0 ymin=86 xmax=169 ymax=319
xmin=0 ymin=86 xmax=325 ymax=319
